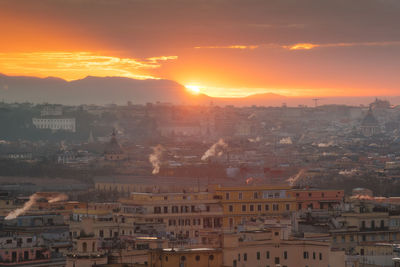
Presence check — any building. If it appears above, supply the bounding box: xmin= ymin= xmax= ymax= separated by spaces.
xmin=32 ymin=117 xmax=76 ymax=132
xmin=0 ymin=235 xmax=65 ymax=266
xmin=119 ymin=192 xmax=223 ymax=243
xmin=290 ymin=188 xmax=344 ymax=211
xmin=40 ymin=105 xmax=63 ymax=116
xmin=104 ymin=130 xmax=127 ymax=161
xmin=330 ymin=199 xmax=400 ymax=254
xmin=214 ymin=185 xmax=297 ymax=230
xmin=360 ymin=107 xmax=380 ymax=137
xmin=222 ymin=228 xmax=345 ymax=267
xmin=148 ymin=248 xmax=223 ymax=267
xmin=66 ymin=236 xmax=108 ymax=267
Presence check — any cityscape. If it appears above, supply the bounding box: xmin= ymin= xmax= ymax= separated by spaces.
xmin=2 ymin=1 xmax=400 ymax=267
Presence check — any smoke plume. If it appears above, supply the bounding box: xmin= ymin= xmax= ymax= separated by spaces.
xmin=149 ymin=145 xmax=165 ymax=174
xmin=279 ymin=137 xmax=292 ymax=145
xmin=286 ymin=169 xmax=306 ymax=186
xmin=5 ymin=193 xmax=68 ymax=220
xmin=201 ymin=139 xmax=228 ymax=161
xmin=48 ymin=193 xmax=68 ymax=203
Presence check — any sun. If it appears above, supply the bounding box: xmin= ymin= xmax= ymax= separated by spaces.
xmin=185 ymin=85 xmax=201 ymax=94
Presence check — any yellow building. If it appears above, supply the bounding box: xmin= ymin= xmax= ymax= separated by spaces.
xmin=214 ymin=185 xmax=296 ymax=229
xmin=222 ymin=229 xmax=345 ymax=267
xmin=119 ymin=192 xmax=223 ymax=243
xmin=330 ymin=200 xmax=400 ymax=253
xmin=148 ymin=248 xmax=223 ymax=267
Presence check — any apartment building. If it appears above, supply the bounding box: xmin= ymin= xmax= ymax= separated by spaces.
xmin=214 ymin=185 xmax=297 ymax=229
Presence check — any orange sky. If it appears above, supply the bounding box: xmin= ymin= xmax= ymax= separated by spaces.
xmin=1 ymin=0 xmax=400 ymax=98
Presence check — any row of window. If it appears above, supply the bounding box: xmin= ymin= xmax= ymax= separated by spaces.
xmin=236 ymin=251 xmax=323 ymax=263
xmin=225 ymin=191 xmax=284 ymax=200
xmin=333 ymin=233 xmax=395 ymax=243
xmin=229 ymin=203 xmax=291 ymax=212
xmin=154 ymin=205 xmax=211 ymax=214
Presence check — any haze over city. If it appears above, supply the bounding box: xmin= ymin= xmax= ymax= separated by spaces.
xmin=2 ymin=1 xmax=400 ymax=267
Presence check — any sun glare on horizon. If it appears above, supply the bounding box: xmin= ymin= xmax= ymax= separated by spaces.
xmin=185 ymin=84 xmax=201 ymax=94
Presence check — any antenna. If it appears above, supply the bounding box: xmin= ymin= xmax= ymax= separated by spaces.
xmin=312 ymin=98 xmax=321 ymax=107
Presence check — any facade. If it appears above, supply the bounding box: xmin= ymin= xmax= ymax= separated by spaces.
xmin=360 ymin=107 xmax=380 ymax=137
xmin=40 ymin=105 xmax=63 ymax=116
xmin=214 ymin=185 xmax=297 ymax=230
xmin=104 ymin=130 xmax=127 ymax=161
xmin=330 ymin=200 xmax=400 ymax=254
xmin=0 ymin=235 xmax=65 ymax=266
xmin=290 ymin=188 xmax=344 ymax=211
xmin=66 ymin=236 xmax=108 ymax=267
xmin=148 ymin=248 xmax=223 ymax=267
xmin=222 ymin=228 xmax=345 ymax=267
xmin=119 ymin=192 xmax=223 ymax=242
xmin=32 ymin=117 xmax=76 ymax=132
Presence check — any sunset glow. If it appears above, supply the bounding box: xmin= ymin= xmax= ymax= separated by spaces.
xmin=1 ymin=0 xmax=400 ymax=100
xmin=185 ymin=85 xmax=201 ymax=94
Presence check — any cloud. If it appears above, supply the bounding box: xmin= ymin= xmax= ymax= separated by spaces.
xmin=0 ymin=52 xmax=178 ymax=81
xmin=284 ymin=41 xmax=400 ymax=50
xmin=194 ymin=45 xmax=259 ymax=50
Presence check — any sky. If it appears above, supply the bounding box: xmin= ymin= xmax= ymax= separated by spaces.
xmin=1 ymin=0 xmax=400 ymax=98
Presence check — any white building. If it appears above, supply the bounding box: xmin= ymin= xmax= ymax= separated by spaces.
xmin=41 ymin=105 xmax=63 ymax=116
xmin=32 ymin=117 xmax=76 ymax=132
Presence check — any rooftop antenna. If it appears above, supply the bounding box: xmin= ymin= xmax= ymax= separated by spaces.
xmin=312 ymin=98 xmax=320 ymax=107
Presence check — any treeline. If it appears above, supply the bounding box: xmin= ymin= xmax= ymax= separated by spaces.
xmin=0 ymin=159 xmax=115 ymax=181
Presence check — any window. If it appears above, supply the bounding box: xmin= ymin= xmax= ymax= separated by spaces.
xmin=99 ymin=230 xmax=104 ymax=237
xmin=265 ymin=204 xmax=269 ymax=211
xmin=275 ymin=257 xmax=280 ymax=264
xmin=313 ymin=252 xmax=316 ymax=259
xmin=371 ymin=220 xmax=375 ymax=229
xmin=254 ymin=192 xmax=258 ymax=199
xmin=229 ymin=205 xmax=233 ymax=212
xmin=303 ymin=252 xmax=309 ymax=259
xmin=238 ymin=192 xmax=243 ymax=200
xmin=164 ymin=206 xmax=168 ymax=213
xmin=257 ymin=251 xmax=260 ymax=260
xmin=226 ymin=193 xmax=230 ymax=200
xmin=284 ymin=251 xmax=288 ymax=259
xmin=266 ymin=251 xmax=270 ymax=259
xmin=242 ymin=205 xmax=247 ymax=212
xmin=298 ymin=203 xmax=302 ymax=210
xmin=350 ymin=235 xmax=354 ymax=242
xmin=360 ymin=249 xmax=364 ymax=256
xmin=341 ymin=236 xmax=345 ymax=243
xmin=381 ymin=220 xmax=385 ymax=228
xmin=244 ymin=253 xmax=247 ymax=261
xmin=238 ymin=253 xmax=241 ymax=262
xmin=361 ymin=221 xmax=366 ymax=229
xmin=250 ymin=205 xmax=254 ymax=212
xmin=286 ymin=204 xmax=290 ymax=211
xmin=257 ymin=205 xmax=262 ymax=211
xmin=273 ymin=204 xmax=279 ymax=211
xmin=319 ymin=253 xmax=322 ymax=260
xmin=362 ymin=235 xmax=366 ymax=242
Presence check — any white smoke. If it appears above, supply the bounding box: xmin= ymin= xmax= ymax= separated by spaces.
xmin=339 ymin=169 xmax=358 ymax=176
xmin=48 ymin=193 xmax=68 ymax=203
xmin=248 ymin=136 xmax=261 ymax=143
xmin=286 ymin=169 xmax=306 ymax=186
xmin=279 ymin=137 xmax=292 ymax=145
xmin=149 ymin=145 xmax=165 ymax=174
xmin=317 ymin=141 xmax=334 ymax=147
xmin=201 ymin=139 xmax=228 ymax=161
xmin=5 ymin=193 xmax=68 ymax=220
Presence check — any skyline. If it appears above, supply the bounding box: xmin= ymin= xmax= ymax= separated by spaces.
xmin=1 ymin=0 xmax=400 ymax=98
